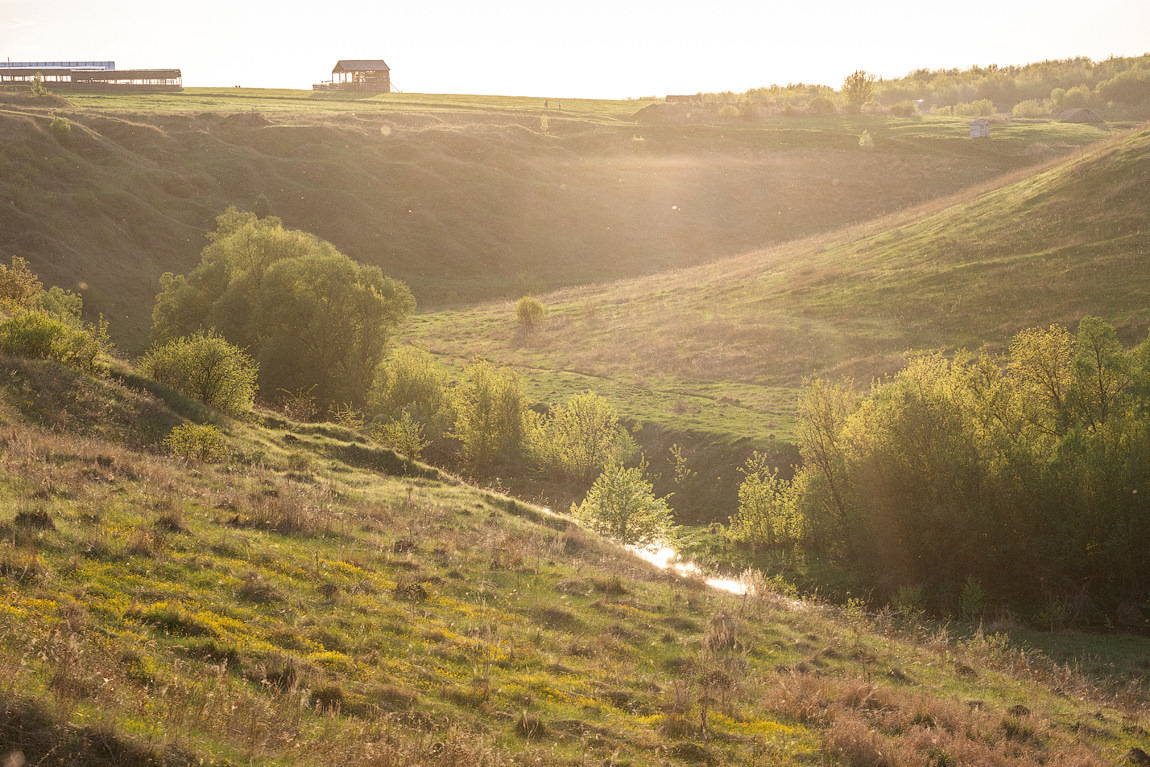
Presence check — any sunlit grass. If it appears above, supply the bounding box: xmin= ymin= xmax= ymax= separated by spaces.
xmin=0 ymin=355 xmax=1146 ymax=764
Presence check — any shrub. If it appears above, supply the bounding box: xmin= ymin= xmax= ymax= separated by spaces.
xmin=953 ymin=99 xmax=995 ymax=117
xmin=453 ymin=360 xmax=531 ymax=467
xmin=572 ymin=462 xmax=674 ymax=547
xmin=140 ymin=332 xmax=257 ymax=417
xmin=531 ymin=391 xmax=635 ymax=482
xmin=731 ymin=452 xmax=802 ymax=549
xmin=718 ymin=104 xmax=740 ymax=119
xmin=807 ymin=96 xmax=836 ymax=114
xmin=1011 ymin=99 xmax=1046 ymax=118
xmin=516 ymin=296 xmax=546 ymax=330
xmin=0 ymin=311 xmax=100 ymax=371
xmin=858 ymin=130 xmax=874 ymax=150
xmin=165 ymin=423 xmax=228 ymax=462
xmin=370 ymin=411 xmax=430 ymax=460
xmin=49 ymin=116 xmax=71 ymax=142
xmin=369 ymin=348 xmax=455 ymax=442
xmin=0 ymin=256 xmax=43 ymax=307
xmin=889 ymin=101 xmax=916 ymax=117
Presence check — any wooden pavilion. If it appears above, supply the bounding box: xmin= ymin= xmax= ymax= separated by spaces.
xmin=313 ymin=60 xmax=390 ymax=93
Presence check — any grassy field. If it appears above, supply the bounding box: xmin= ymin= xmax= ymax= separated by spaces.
xmin=402 ymin=125 xmax=1150 ymax=519
xmin=0 ymin=85 xmax=1121 ymax=352
xmin=1 ymin=354 xmax=1148 ymax=766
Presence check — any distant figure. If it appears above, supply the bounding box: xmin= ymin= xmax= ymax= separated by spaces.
xmin=544 ymin=100 xmax=548 ymax=108
xmin=558 ymin=99 xmax=562 ymax=110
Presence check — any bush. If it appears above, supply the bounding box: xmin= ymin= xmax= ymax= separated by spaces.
xmin=1011 ymin=99 xmax=1047 ymax=118
xmin=0 ymin=257 xmax=43 ymax=308
xmin=140 ymin=332 xmax=257 ymax=417
xmin=49 ymin=116 xmax=71 ymax=142
xmin=858 ymin=130 xmax=874 ymax=150
xmin=572 ymin=462 xmax=673 ymax=548
xmin=889 ymin=101 xmax=916 ymax=117
xmin=531 ymin=391 xmax=636 ymax=482
xmin=731 ymin=452 xmax=802 ymax=549
xmin=718 ymin=104 xmax=740 ymax=120
xmin=953 ymin=99 xmax=995 ymax=117
xmin=807 ymin=96 xmax=836 ymax=115
xmin=370 ymin=411 xmax=430 ymax=460
xmin=516 ymin=296 xmax=546 ymax=330
xmin=453 ymin=361 xmax=531 ymax=467
xmin=165 ymin=423 xmax=228 ymax=462
xmin=0 ymin=311 xmax=100 ymax=371
xmin=369 ymin=348 xmax=454 ymax=442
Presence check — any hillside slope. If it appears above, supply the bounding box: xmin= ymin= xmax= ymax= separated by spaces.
xmin=0 ymin=88 xmax=1113 ymax=350
xmin=1 ymin=356 xmax=1148 ymax=766
xmin=413 ymin=126 xmax=1150 ymax=390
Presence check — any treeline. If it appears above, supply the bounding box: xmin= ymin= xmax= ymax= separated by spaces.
xmin=732 ymin=319 xmax=1150 ymax=621
xmin=702 ymin=54 xmax=1150 ymax=120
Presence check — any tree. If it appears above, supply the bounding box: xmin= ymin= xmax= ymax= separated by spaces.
xmin=572 ymin=463 xmax=674 ymax=548
xmin=731 ymin=453 xmax=801 ymax=550
xmin=0 ymin=257 xmax=43 ymax=308
xmin=530 ymin=391 xmax=635 ymax=482
xmin=150 ymin=207 xmax=414 ymax=415
xmin=1068 ymin=316 xmax=1131 ymax=431
xmin=140 ymin=332 xmax=258 ymax=417
xmin=369 ymin=347 xmax=455 ymax=443
xmin=1008 ymin=323 xmax=1074 ymax=435
xmin=842 ymin=70 xmax=876 ymax=107
xmin=453 ymin=361 xmax=531 ymax=467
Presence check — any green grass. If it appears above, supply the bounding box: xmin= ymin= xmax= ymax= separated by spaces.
xmin=0 ymin=355 xmax=1147 ymax=766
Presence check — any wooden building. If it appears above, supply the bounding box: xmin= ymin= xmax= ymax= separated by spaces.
xmin=969 ymin=119 xmax=990 ymax=138
xmin=0 ymin=61 xmax=181 ymax=91
xmin=313 ymin=60 xmax=390 ymax=92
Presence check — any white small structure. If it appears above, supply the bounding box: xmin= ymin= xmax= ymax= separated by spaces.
xmin=970 ymin=119 xmax=990 ymax=138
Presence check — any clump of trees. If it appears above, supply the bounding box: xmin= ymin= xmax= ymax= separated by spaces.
xmin=152 ymin=208 xmax=414 ymax=416
xmin=733 ymin=318 xmax=1150 ymax=618
xmin=0 ymin=257 xmax=106 ymax=373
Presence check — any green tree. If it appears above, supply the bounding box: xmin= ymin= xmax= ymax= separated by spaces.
xmin=1068 ymin=316 xmax=1132 ymax=431
xmin=530 ymin=391 xmax=635 ymax=482
xmin=151 ymin=208 xmax=414 ymax=415
xmin=572 ymin=462 xmax=674 ymax=548
xmin=369 ymin=348 xmax=455 ymax=442
xmin=140 ymin=332 xmax=258 ymax=417
xmin=842 ymin=70 xmax=876 ymax=107
xmin=731 ymin=453 xmax=801 ymax=550
xmin=453 ymin=361 xmax=531 ymax=468
xmin=1008 ymin=323 xmax=1075 ymax=435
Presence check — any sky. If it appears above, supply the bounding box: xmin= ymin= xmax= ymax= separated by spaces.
xmin=2 ymin=0 xmax=1148 ymax=98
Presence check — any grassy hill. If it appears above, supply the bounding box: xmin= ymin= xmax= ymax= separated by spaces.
xmin=0 ymin=86 xmax=1118 ymax=351
xmin=1 ymin=355 xmax=1148 ymax=766
xmin=406 ymin=125 xmax=1150 ymax=518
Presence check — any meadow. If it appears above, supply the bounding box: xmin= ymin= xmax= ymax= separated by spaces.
xmin=1 ymin=353 xmax=1147 ymax=766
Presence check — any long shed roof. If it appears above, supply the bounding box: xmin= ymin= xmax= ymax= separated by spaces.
xmin=332 ymin=60 xmax=390 ymax=73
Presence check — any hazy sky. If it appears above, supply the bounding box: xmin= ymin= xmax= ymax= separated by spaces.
xmin=2 ymin=0 xmax=1147 ymax=98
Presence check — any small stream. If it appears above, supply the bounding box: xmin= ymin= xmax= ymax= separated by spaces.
xmin=627 ymin=545 xmax=747 ymax=595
